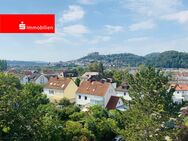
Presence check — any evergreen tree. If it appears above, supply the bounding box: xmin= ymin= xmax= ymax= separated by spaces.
xmin=120 ymin=66 xmax=183 ymax=141
xmin=0 ymin=60 xmax=7 ymax=71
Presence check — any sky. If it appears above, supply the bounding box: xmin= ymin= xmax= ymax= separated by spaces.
xmin=0 ymin=0 xmax=188 ymax=62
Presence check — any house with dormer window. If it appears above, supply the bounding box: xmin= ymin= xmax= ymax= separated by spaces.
xmin=76 ymin=80 xmax=124 ymax=110
xmin=43 ymin=77 xmax=78 ymax=102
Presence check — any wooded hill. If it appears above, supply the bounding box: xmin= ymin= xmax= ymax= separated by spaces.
xmin=73 ymin=50 xmax=188 ymax=68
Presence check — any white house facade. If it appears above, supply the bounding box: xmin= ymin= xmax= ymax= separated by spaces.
xmin=43 ymin=77 xmax=78 ymax=102
xmin=115 ymin=84 xmax=132 ymax=101
xmin=34 ymin=75 xmax=49 ymax=85
xmin=76 ymin=81 xmax=117 ymax=108
xmin=76 ymin=94 xmax=104 ymax=107
xmin=171 ymin=84 xmax=188 ymax=103
xmin=20 ymin=74 xmax=49 ymax=85
xmin=20 ymin=75 xmax=29 ymax=84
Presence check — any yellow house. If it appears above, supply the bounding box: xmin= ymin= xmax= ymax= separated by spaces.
xmin=43 ymin=77 xmax=78 ymax=103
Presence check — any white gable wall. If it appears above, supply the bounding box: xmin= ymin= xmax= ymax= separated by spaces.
xmin=104 ymin=84 xmax=116 ymax=107
xmin=116 ymin=91 xmax=132 ymax=101
xmin=116 ymin=98 xmax=124 ymax=108
xmin=35 ymin=75 xmax=48 ymax=85
xmin=20 ymin=76 xmax=29 ymax=84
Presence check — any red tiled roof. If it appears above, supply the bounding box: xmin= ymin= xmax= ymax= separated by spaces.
xmin=176 ymin=72 xmax=188 ymax=77
xmin=171 ymin=84 xmax=188 ymax=91
xmin=45 ymin=77 xmax=71 ymax=90
xmin=76 ymin=81 xmax=110 ymax=97
xmin=106 ymin=96 xmax=120 ymax=110
xmin=43 ymin=70 xmax=57 ymax=75
xmin=23 ymin=71 xmax=33 ymax=76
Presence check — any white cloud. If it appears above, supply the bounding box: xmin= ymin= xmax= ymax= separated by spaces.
xmin=104 ymin=25 xmax=124 ymax=34
xmin=127 ymin=37 xmax=149 ymax=42
xmin=63 ymin=24 xmax=89 ymax=35
xmin=122 ymin=0 xmax=184 ymax=30
xmin=162 ymin=10 xmax=188 ymax=24
xmin=90 ymin=36 xmax=111 ymax=44
xmin=121 ymin=0 xmax=182 ymax=17
xmin=129 ymin=20 xmax=155 ymax=31
xmin=35 ymin=37 xmax=62 ymax=44
xmin=79 ymin=0 xmax=95 ymax=5
xmin=60 ymin=5 xmax=85 ymax=23
xmin=35 ymin=31 xmax=72 ymax=45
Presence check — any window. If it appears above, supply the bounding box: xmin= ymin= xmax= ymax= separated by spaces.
xmin=124 ymin=92 xmax=126 ymax=96
xmin=177 ymin=91 xmax=179 ymax=94
xmin=79 ymin=95 xmax=81 ymax=99
xmin=49 ymin=90 xmax=54 ymax=95
xmin=85 ymin=96 xmax=87 ymax=100
xmin=40 ymin=77 xmax=44 ymax=84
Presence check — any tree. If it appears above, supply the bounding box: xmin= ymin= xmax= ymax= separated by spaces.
xmin=75 ymin=78 xmax=81 ymax=86
xmin=22 ymin=83 xmax=43 ymax=95
xmin=120 ymin=66 xmax=183 ymax=141
xmin=98 ymin=62 xmax=104 ymax=75
xmin=88 ymin=62 xmax=104 ymax=74
xmin=0 ymin=73 xmax=21 ymax=92
xmin=112 ymin=70 xmax=124 ymax=86
xmin=176 ymin=126 xmax=188 ymax=141
xmin=104 ymin=69 xmax=127 ymax=86
xmin=62 ymin=121 xmax=94 ymax=141
xmin=0 ymin=73 xmax=62 ymax=140
xmin=0 ymin=60 xmax=7 ymax=71
xmin=84 ymin=106 xmax=118 ymax=140
xmin=175 ymin=106 xmax=188 ymax=141
xmin=75 ymin=66 xmax=86 ymax=76
xmin=57 ymin=101 xmax=80 ymax=121
xmin=22 ymin=83 xmax=49 ymax=105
